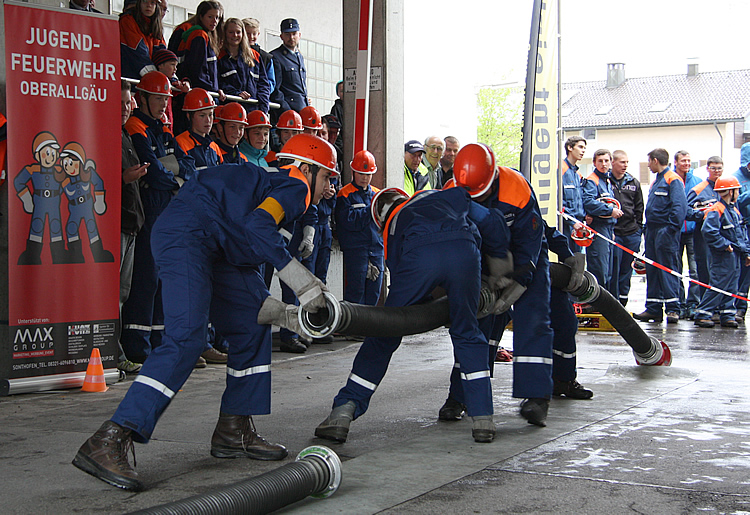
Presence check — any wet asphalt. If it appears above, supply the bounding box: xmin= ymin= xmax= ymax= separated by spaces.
xmin=1 ymin=276 xmax=749 ymax=514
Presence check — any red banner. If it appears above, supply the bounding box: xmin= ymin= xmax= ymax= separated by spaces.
xmin=4 ymin=2 xmax=121 ymax=393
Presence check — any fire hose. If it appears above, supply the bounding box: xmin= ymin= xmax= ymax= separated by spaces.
xmin=128 ymin=446 xmax=341 ymax=515
xmin=293 ymin=263 xmax=671 ymax=366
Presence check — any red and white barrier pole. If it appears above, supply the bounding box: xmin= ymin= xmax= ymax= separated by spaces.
xmin=352 ymin=0 xmax=373 ymax=154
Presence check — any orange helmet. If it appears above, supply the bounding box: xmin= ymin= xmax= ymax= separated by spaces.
xmin=32 ymin=131 xmax=60 ymax=154
xmin=136 ymin=70 xmax=172 ymax=96
xmin=371 ymin=187 xmax=409 ymax=230
xmin=631 ymin=258 xmax=647 ymax=275
xmin=246 ymin=109 xmax=272 ymax=129
xmin=217 ymin=102 xmax=248 ymax=125
xmin=713 ymin=176 xmax=741 ymax=192
xmin=277 ymin=133 xmax=338 ymax=175
xmin=571 ymin=225 xmax=595 ymax=247
xmin=213 ymin=105 xmax=224 ymax=120
xmin=442 ymin=178 xmax=456 ymax=190
xmin=182 ymin=88 xmax=215 ymax=111
xmin=597 ymin=196 xmax=621 ymax=217
xmin=277 ymin=110 xmax=303 ymax=131
xmin=300 ymin=106 xmax=323 ymax=130
xmin=453 ymin=143 xmax=496 ymax=198
xmin=350 ymin=150 xmax=377 ymax=175
xmin=59 ymin=141 xmax=86 ymax=163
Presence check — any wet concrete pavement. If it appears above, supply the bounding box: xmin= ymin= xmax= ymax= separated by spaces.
xmin=2 ymin=277 xmax=750 ymax=514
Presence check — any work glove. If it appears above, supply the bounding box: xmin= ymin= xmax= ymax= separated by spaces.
xmin=257 ymin=296 xmax=302 ymax=335
xmin=19 ymin=190 xmax=34 ymax=213
xmin=277 ymin=258 xmax=328 ymax=312
xmin=485 ymin=252 xmax=514 ymax=290
xmin=94 ymin=191 xmax=107 ymax=215
xmin=492 ymin=280 xmax=527 ymax=315
xmin=563 ymin=253 xmax=586 ymax=292
xmin=298 ymin=225 xmax=315 ymax=259
xmin=366 ymin=261 xmax=380 ymax=282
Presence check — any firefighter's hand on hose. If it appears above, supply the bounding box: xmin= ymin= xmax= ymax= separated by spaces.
xmin=366 ymin=261 xmax=380 ymax=281
xmin=257 ymin=296 xmax=302 ymax=335
xmin=298 ymin=225 xmax=315 ymax=259
xmin=563 ymin=253 xmax=586 ymax=292
xmin=277 ymin=258 xmax=328 ymax=312
xmin=492 ymin=280 xmax=527 ymax=314
xmin=485 ymin=252 xmax=514 ymax=290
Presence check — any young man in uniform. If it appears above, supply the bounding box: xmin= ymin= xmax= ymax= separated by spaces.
xmin=73 ymin=134 xmax=338 ymax=491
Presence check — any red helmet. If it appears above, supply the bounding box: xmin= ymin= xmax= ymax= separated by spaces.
xmin=350 ymin=150 xmax=377 ymax=175
xmin=597 ymin=196 xmax=621 ymax=217
xmin=442 ymin=178 xmax=456 ymax=190
xmin=278 ymin=110 xmax=303 ymax=131
xmin=217 ymin=102 xmax=248 ymax=125
xmin=246 ymin=109 xmax=272 ymax=129
xmin=182 ymin=88 xmax=215 ymax=111
xmin=371 ymin=187 xmax=409 ymax=230
xmin=571 ymin=225 xmax=595 ymax=247
xmin=136 ymin=70 xmax=172 ymax=96
xmin=453 ymin=143 xmax=496 ymax=198
xmin=713 ymin=176 xmax=741 ymax=192
xmin=631 ymin=258 xmax=647 ymax=275
xmin=213 ymin=105 xmax=223 ymax=120
xmin=277 ymin=133 xmax=338 ymax=175
xmin=300 ymin=106 xmax=323 ymax=130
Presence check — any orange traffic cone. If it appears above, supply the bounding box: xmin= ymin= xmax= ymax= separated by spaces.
xmin=81 ymin=348 xmax=108 ymax=392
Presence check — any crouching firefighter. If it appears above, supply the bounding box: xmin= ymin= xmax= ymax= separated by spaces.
xmin=315 ymin=185 xmax=509 ymax=444
xmin=72 ymin=133 xmax=338 ymax=491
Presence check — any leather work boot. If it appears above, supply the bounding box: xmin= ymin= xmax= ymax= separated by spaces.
xmin=211 ymin=412 xmax=288 ymax=461
xmin=520 ymin=398 xmax=550 ymax=427
xmin=201 ymin=347 xmax=228 ymax=364
xmin=553 ymin=379 xmax=594 ymax=399
xmin=279 ymin=337 xmax=307 ymax=353
xmin=633 ymin=310 xmax=663 ymax=323
xmin=471 ymin=416 xmax=496 ymax=443
xmin=314 ymin=401 xmax=356 ymax=443
xmin=438 ymin=396 xmax=466 ymax=421
xmin=72 ymin=420 xmax=143 ymax=491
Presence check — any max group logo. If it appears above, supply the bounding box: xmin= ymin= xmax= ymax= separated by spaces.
xmin=13 ymin=326 xmax=55 ymax=357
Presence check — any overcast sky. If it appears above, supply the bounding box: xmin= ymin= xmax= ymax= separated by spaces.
xmin=403 ymin=0 xmax=750 ymax=146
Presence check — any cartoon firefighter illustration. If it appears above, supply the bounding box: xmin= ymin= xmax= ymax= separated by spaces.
xmin=59 ymin=141 xmax=114 ymax=263
xmin=13 ymin=131 xmax=67 ymax=265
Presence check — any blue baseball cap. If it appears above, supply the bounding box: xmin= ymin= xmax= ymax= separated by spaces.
xmin=404 ymin=140 xmax=425 ymax=154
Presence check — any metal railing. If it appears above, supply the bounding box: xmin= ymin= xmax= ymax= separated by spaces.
xmin=122 ymin=76 xmax=280 ymax=110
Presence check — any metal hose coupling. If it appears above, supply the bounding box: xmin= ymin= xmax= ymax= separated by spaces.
xmin=633 ymin=338 xmax=673 ymax=366
xmin=296 ymin=445 xmax=343 ymax=499
xmin=298 ymin=291 xmax=343 ymax=339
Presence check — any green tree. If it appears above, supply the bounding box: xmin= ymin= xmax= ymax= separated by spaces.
xmin=476 ymin=86 xmax=523 ymax=169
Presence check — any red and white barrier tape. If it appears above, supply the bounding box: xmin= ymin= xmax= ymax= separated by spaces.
xmin=558 ymin=211 xmax=749 ymax=302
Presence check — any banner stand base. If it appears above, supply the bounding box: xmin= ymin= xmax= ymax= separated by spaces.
xmin=1 ymin=369 xmax=120 ymax=396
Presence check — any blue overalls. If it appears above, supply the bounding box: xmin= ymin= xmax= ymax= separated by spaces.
xmin=694 ymin=199 xmax=749 ymax=323
xmin=478 ymin=167 xmax=552 ymax=400
xmin=112 ymin=162 xmax=311 ymax=442
xmin=736 ymin=190 xmax=750 ymax=312
xmin=644 ymin=170 xmax=687 ymax=316
xmin=303 ymin=177 xmax=336 ymax=283
xmin=331 ymin=188 xmax=508 ymax=419
xmin=686 ymin=179 xmax=719 ymax=304
xmin=120 ymin=110 xmax=196 ymax=362
xmin=175 ymin=130 xmax=222 ymax=179
xmin=582 ymin=169 xmax=617 ymax=291
xmin=335 ymin=182 xmax=384 ymax=305
xmin=561 ymin=158 xmax=585 ymax=253
xmin=544 ymin=224 xmax=581 ymax=382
